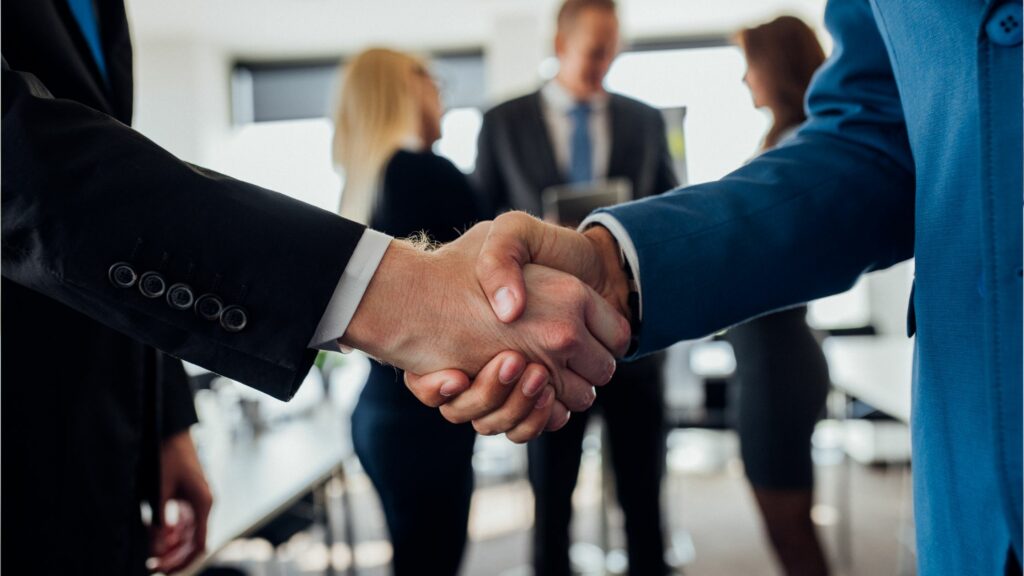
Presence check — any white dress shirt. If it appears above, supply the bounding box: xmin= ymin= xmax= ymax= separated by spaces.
xmin=540 ymin=81 xmax=612 ymax=181
xmin=309 ymin=229 xmax=393 ymax=350
xmin=579 ymin=212 xmax=644 ymax=321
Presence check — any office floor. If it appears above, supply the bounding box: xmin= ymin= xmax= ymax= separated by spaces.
xmin=209 ymin=428 xmax=915 ymax=576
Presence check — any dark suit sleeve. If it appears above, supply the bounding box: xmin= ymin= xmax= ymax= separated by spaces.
xmin=471 ymin=109 xmax=510 ymax=218
xmin=2 ymin=59 xmax=366 ymax=400
xmin=159 ymin=355 xmax=198 ymax=438
xmin=601 ymin=0 xmax=915 ymax=357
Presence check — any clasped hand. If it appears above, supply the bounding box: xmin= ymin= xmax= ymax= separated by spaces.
xmin=392 ymin=212 xmax=631 ymax=443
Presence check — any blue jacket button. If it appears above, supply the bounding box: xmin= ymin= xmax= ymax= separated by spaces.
xmin=195 ymin=294 xmax=225 ymax=321
xmin=138 ymin=272 xmax=166 ymax=298
xmin=108 ymin=262 xmax=137 ymax=288
xmin=987 ymin=3 xmax=1023 ymax=46
xmin=220 ymin=305 xmax=248 ymax=333
xmin=167 ymin=283 xmax=195 ymax=310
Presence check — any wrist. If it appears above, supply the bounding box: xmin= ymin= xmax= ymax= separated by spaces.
xmin=582 ymin=226 xmax=631 ymax=323
xmin=341 ymin=241 xmax=432 ymax=363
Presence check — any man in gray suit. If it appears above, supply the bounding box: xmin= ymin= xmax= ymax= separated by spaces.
xmin=474 ymin=1 xmax=677 ymax=573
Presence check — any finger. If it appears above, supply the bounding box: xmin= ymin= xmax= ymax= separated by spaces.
xmin=478 ymin=212 xmax=608 ymax=324
xmin=472 ymin=365 xmax=551 ymax=436
xmin=545 ymin=399 xmax=572 ymax=432
xmin=551 ymin=369 xmax=597 ymax=412
xmin=476 ymin=213 xmax=537 ymax=323
xmin=506 ymin=386 xmax=557 ymax=443
xmin=583 ymin=283 xmax=632 ymax=358
xmin=154 ymin=504 xmax=196 ymax=573
xmin=184 ymin=481 xmax=212 ymax=564
xmin=440 ymin=352 xmax=527 ymax=423
xmin=404 ymin=369 xmax=472 ymax=408
xmin=565 ymin=329 xmax=618 ymax=388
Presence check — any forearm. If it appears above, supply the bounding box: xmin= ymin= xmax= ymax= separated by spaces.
xmin=600 ymin=133 xmax=915 ymax=356
xmin=2 ymin=62 xmax=365 ymax=400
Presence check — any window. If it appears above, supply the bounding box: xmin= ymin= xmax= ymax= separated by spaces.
xmin=604 ymin=44 xmax=769 ymax=185
xmin=604 ymin=42 xmax=875 ymax=330
xmin=212 ymin=53 xmax=486 ymax=213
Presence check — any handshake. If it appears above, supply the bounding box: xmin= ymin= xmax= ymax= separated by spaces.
xmin=340 ymin=211 xmax=634 ymax=443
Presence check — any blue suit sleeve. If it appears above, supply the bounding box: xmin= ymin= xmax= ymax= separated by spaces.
xmin=599 ymin=0 xmax=915 ymax=357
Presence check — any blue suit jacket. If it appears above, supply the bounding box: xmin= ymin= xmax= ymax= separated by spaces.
xmin=600 ymin=0 xmax=1022 ymax=573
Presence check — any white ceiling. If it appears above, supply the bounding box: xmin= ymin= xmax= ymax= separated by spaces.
xmin=125 ymin=0 xmax=828 ymax=60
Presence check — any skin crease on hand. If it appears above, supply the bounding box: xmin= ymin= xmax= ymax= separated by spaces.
xmin=341 ymin=222 xmax=630 ymax=412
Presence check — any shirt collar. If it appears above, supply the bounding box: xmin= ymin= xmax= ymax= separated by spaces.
xmin=541 ymin=80 xmax=610 ymax=114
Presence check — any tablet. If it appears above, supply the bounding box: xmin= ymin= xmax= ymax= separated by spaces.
xmin=541 ymin=178 xmax=633 ymax=228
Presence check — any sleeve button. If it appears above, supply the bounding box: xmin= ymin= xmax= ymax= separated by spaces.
xmin=220 ymin=305 xmax=248 ymax=333
xmin=108 ymin=262 xmax=138 ymax=288
xmin=194 ymin=294 xmax=224 ymax=321
xmin=138 ymin=272 xmax=167 ymax=298
xmin=167 ymin=283 xmax=195 ymax=310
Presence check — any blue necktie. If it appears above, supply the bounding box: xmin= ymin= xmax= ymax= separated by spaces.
xmin=67 ymin=0 xmax=108 ymax=83
xmin=568 ymin=102 xmax=593 ymax=184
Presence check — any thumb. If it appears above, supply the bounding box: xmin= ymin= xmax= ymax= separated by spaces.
xmin=476 ymin=213 xmax=538 ymax=323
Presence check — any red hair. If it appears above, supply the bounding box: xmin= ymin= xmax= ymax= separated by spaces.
xmin=736 ymin=16 xmax=826 ymax=148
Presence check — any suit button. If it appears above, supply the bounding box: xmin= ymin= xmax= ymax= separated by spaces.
xmin=108 ymin=262 xmax=137 ymax=288
xmin=220 ymin=305 xmax=248 ymax=333
xmin=138 ymin=272 xmax=167 ymax=298
xmin=167 ymin=283 xmax=195 ymax=310
xmin=987 ymin=3 xmax=1023 ymax=46
xmin=194 ymin=294 xmax=224 ymax=321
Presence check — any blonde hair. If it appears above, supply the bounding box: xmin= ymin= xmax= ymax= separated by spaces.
xmin=332 ymin=48 xmax=427 ymax=223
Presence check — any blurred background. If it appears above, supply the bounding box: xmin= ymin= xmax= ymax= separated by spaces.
xmin=125 ymin=0 xmax=916 ymax=574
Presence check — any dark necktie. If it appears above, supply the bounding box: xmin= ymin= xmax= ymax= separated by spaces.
xmin=568 ymin=102 xmax=593 ymax=184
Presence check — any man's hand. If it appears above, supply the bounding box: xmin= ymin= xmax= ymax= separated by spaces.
xmin=474 ymin=211 xmax=631 ymax=324
xmin=405 ymin=212 xmax=633 ymax=438
xmin=150 ymin=430 xmax=212 ymax=574
xmin=341 ymin=222 xmax=630 ymax=411
xmin=404 ymin=351 xmax=571 ymax=443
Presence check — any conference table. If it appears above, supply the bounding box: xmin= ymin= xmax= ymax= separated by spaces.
xmin=179 ymin=403 xmax=355 ymax=576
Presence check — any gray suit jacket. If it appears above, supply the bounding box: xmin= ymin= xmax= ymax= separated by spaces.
xmin=474 ymin=89 xmax=678 ymax=217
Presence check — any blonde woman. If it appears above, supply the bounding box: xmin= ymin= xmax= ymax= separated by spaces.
xmin=334 ymin=48 xmax=481 ymax=576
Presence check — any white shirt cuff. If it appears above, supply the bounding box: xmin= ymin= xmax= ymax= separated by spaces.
xmin=579 ymin=213 xmax=643 ymax=321
xmin=309 ymin=229 xmax=393 ymax=350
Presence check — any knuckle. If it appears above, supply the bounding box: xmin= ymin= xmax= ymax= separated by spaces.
xmin=614 ymin=327 xmax=631 ymax=356
xmin=473 ymin=420 xmax=498 ymax=436
xmin=476 ymin=250 xmax=504 ymax=277
xmin=506 ymin=427 xmax=536 ymax=444
xmin=502 ymin=211 xmax=530 ymax=228
xmin=566 ymin=387 xmax=596 ymax=412
xmin=544 ymin=322 xmax=580 ymax=353
xmin=439 ymin=405 xmax=470 ymax=425
xmin=568 ymin=278 xmax=589 ymax=303
xmin=479 ymin=390 xmax=505 ymax=413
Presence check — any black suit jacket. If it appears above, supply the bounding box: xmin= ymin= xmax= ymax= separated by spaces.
xmin=2 ymin=2 xmax=364 ymax=574
xmin=473 ymin=89 xmax=678 ymax=217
